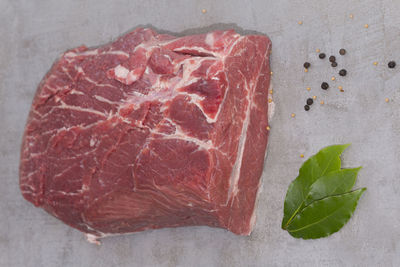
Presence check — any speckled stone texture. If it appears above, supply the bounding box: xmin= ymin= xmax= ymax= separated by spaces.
xmin=1 ymin=0 xmax=399 ymax=266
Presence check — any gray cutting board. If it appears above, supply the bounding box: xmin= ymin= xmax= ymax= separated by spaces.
xmin=1 ymin=0 xmax=399 ymax=266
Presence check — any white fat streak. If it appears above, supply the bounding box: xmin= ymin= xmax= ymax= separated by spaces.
xmin=61 ymin=66 xmax=73 ymax=80
xmin=70 ymin=89 xmax=85 ymax=95
xmin=114 ymin=65 xmax=130 ymax=78
xmin=56 ymin=100 xmax=108 ymax=118
xmin=85 ymin=76 xmax=115 ymax=88
xmin=90 ymin=138 xmax=96 ymax=147
xmin=205 ymin=33 xmax=215 ymax=47
xmin=156 ymin=122 xmax=212 ymax=151
xmin=124 ymin=88 xmax=177 ymax=112
xmin=227 ymin=79 xmax=252 ymax=201
xmin=94 ymin=95 xmax=119 ymax=105
xmin=75 ymin=66 xmax=84 ymax=74
xmin=103 ymin=50 xmax=129 ymax=57
xmin=53 ymin=165 xmax=76 ymax=178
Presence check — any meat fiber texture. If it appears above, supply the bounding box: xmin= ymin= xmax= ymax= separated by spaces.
xmin=19 ymin=28 xmax=272 ymax=242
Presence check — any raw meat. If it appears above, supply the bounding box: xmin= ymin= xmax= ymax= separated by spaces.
xmin=19 ymin=28 xmax=272 ymax=242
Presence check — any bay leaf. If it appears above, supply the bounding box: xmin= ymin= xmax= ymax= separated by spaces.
xmin=287 ymin=188 xmax=366 ymax=239
xmin=282 ymin=144 xmax=350 ymax=229
xmin=305 ymin=167 xmax=361 ymax=206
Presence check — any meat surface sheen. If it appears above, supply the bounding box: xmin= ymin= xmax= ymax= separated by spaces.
xmin=19 ymin=28 xmax=272 ymax=241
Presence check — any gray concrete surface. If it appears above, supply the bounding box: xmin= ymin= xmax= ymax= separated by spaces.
xmin=1 ymin=0 xmax=400 ymax=266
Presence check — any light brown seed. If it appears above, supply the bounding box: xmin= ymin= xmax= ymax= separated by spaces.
xmin=320 ymin=100 xmax=325 ymax=105
xmin=291 ymin=113 xmax=296 ymax=118
xmin=313 ymin=96 xmax=317 ymax=100
xmin=201 ymin=9 xmax=207 ymax=14
xmin=385 ymin=98 xmax=389 ymax=103
xmin=300 ymin=154 xmax=304 ymax=158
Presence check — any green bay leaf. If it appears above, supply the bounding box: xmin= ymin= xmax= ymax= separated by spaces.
xmin=282 ymin=144 xmax=350 ymax=229
xmin=287 ymin=188 xmax=366 ymax=239
xmin=305 ymin=167 xmax=361 ymax=206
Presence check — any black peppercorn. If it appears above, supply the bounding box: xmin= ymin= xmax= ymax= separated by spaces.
xmin=388 ymin=61 xmax=396 ymax=69
xmin=331 ymin=62 xmax=338 ymax=67
xmin=329 ymin=56 xmax=336 ymax=62
xmin=319 ymin=53 xmax=326 ymax=59
xmin=321 ymin=82 xmax=329 ymax=90
xmin=306 ymin=98 xmax=313 ymax=105
xmin=303 ymin=62 xmax=311 ymax=69
xmin=339 ymin=49 xmax=346 ymax=55
xmin=339 ymin=69 xmax=347 ymax=76
xmin=304 ymin=105 xmax=310 ymax=111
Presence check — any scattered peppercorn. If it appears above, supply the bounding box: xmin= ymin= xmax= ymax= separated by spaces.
xmin=329 ymin=56 xmax=336 ymax=62
xmin=304 ymin=105 xmax=310 ymax=111
xmin=331 ymin=76 xmax=336 ymax=81
xmin=306 ymin=98 xmax=313 ymax=105
xmin=388 ymin=61 xmax=396 ymax=69
xmin=331 ymin=62 xmax=338 ymax=67
xmin=319 ymin=53 xmax=326 ymax=59
xmin=303 ymin=62 xmax=311 ymax=69
xmin=321 ymin=82 xmax=329 ymax=90
xmin=306 ymin=87 xmax=311 ymax=91
xmin=339 ymin=69 xmax=347 ymax=76
xmin=313 ymin=96 xmax=317 ymax=100
xmin=339 ymin=49 xmax=346 ymax=55
xmin=316 ymin=49 xmax=321 ymax=53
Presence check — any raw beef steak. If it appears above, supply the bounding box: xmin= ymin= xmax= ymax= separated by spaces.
xmin=19 ymin=28 xmax=272 ymax=242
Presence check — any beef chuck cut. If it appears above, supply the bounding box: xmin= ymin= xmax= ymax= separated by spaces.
xmin=19 ymin=28 xmax=272 ymax=242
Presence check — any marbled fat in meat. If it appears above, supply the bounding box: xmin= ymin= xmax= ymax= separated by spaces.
xmin=19 ymin=28 xmax=271 ymax=242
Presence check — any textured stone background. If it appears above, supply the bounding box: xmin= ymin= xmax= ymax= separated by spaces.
xmin=1 ymin=0 xmax=399 ymax=266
